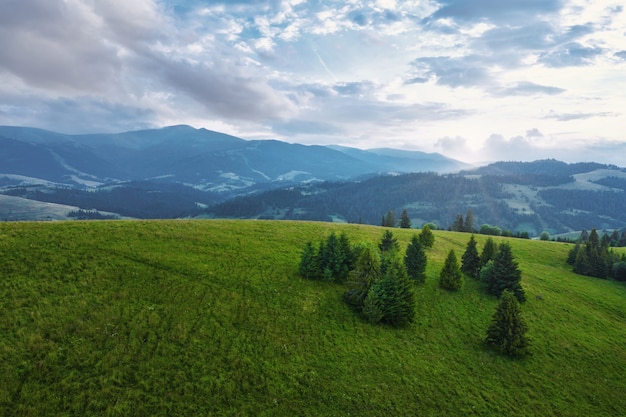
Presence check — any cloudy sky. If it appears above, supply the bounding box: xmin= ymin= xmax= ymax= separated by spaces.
xmin=1 ymin=0 xmax=626 ymax=164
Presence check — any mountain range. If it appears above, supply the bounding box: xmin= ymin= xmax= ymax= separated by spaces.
xmin=1 ymin=125 xmax=626 ymax=236
xmin=0 ymin=125 xmax=467 ymax=190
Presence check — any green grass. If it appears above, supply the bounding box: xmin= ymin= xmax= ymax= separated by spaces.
xmin=1 ymin=220 xmax=625 ymax=416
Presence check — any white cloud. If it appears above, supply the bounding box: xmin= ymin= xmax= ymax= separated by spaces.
xmin=0 ymin=0 xmax=625 ymax=166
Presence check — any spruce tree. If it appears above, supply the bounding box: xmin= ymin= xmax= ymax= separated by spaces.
xmin=461 ymin=234 xmax=481 ymax=279
xmin=299 ymin=241 xmax=320 ymax=280
xmin=418 ymin=224 xmax=435 ymax=248
xmin=439 ymin=249 xmax=463 ymax=291
xmin=485 ymin=290 xmax=530 ymax=358
xmin=383 ymin=210 xmax=396 ymax=228
xmin=374 ymin=259 xmax=415 ymax=326
xmin=379 ymin=230 xmax=399 ymax=253
xmin=487 ymin=243 xmax=525 ymax=302
xmin=404 ymin=234 xmax=427 ymax=284
xmin=318 ymin=232 xmax=350 ymax=283
xmin=399 ymin=209 xmax=412 ymax=229
xmin=464 ymin=209 xmax=475 ymax=233
xmin=344 ymin=244 xmax=381 ymax=307
xmin=362 ymin=286 xmax=384 ymax=324
xmin=451 ymin=214 xmax=464 ymax=232
xmin=480 ymin=237 xmax=498 ymax=267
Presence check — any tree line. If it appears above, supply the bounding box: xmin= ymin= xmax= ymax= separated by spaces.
xmin=567 ymin=228 xmax=626 ymax=281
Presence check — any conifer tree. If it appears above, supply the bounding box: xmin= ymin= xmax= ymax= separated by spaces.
xmin=379 ymin=230 xmax=399 ymax=253
xmin=362 ymin=286 xmax=384 ymax=324
xmin=451 ymin=214 xmax=464 ymax=232
xmin=418 ymin=224 xmax=435 ymax=248
xmin=439 ymin=249 xmax=463 ymax=291
xmin=485 ymin=290 xmax=530 ymax=358
xmin=317 ymin=232 xmax=351 ymax=283
xmin=383 ymin=210 xmax=396 ymax=227
xmin=487 ymin=243 xmax=525 ymax=302
xmin=399 ymin=209 xmax=412 ymax=229
xmin=299 ymin=241 xmax=320 ymax=280
xmin=461 ymin=235 xmax=481 ymax=279
xmin=344 ymin=244 xmax=381 ymax=307
xmin=404 ymin=234 xmax=427 ymax=284
xmin=373 ymin=259 xmax=415 ymax=326
xmin=480 ymin=237 xmax=498 ymax=267
xmin=464 ymin=209 xmax=475 ymax=233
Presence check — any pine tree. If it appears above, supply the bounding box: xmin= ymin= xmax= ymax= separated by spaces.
xmin=418 ymin=224 xmax=435 ymax=248
xmin=404 ymin=234 xmax=427 ymax=284
xmin=344 ymin=244 xmax=381 ymax=307
xmin=485 ymin=290 xmax=530 ymax=358
xmin=299 ymin=241 xmax=320 ymax=280
xmin=439 ymin=249 xmax=463 ymax=291
xmin=461 ymin=235 xmax=481 ymax=279
xmin=362 ymin=286 xmax=384 ymax=324
xmin=487 ymin=243 xmax=525 ymax=302
xmin=379 ymin=230 xmax=399 ymax=253
xmin=317 ymin=232 xmax=350 ymax=283
xmin=451 ymin=214 xmax=464 ymax=232
xmin=373 ymin=259 xmax=415 ymax=326
xmin=399 ymin=209 xmax=412 ymax=229
xmin=464 ymin=209 xmax=475 ymax=233
xmin=383 ymin=210 xmax=396 ymax=227
xmin=480 ymin=237 xmax=498 ymax=267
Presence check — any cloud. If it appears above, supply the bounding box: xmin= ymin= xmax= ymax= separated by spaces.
xmin=409 ymin=56 xmax=491 ymax=88
xmin=491 ymin=82 xmax=565 ymax=96
xmin=544 ymin=111 xmax=619 ymax=122
xmin=539 ymin=42 xmax=605 ymax=67
xmin=430 ymin=0 xmax=562 ymax=23
xmin=148 ymin=55 xmax=297 ymax=121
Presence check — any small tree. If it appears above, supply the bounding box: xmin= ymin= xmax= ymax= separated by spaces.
xmin=373 ymin=259 xmax=416 ymax=326
xmin=399 ymin=209 xmax=412 ymax=229
xmin=451 ymin=214 xmax=464 ymax=232
xmin=299 ymin=241 xmax=320 ymax=280
xmin=404 ymin=234 xmax=427 ymax=284
xmin=485 ymin=290 xmax=530 ymax=358
xmin=418 ymin=224 xmax=435 ymax=248
xmin=464 ymin=209 xmax=475 ymax=233
xmin=382 ymin=210 xmax=396 ymax=227
xmin=439 ymin=249 xmax=463 ymax=291
xmin=480 ymin=237 xmax=498 ymax=267
xmin=344 ymin=244 xmax=381 ymax=307
xmin=539 ymin=231 xmax=550 ymax=241
xmin=379 ymin=230 xmax=399 ymax=253
xmin=487 ymin=243 xmax=525 ymax=302
xmin=461 ymin=235 xmax=481 ymax=279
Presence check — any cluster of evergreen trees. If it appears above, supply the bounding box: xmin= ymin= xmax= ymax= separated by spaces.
xmin=300 ymin=230 xmax=530 ymax=357
xmin=459 ymin=236 xmax=526 ymax=302
xmin=567 ymin=228 xmax=626 ymax=281
xmin=457 ymin=235 xmax=529 ymax=357
xmin=299 ymin=230 xmax=431 ymax=327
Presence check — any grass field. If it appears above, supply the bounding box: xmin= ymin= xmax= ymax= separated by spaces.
xmin=1 ymin=220 xmax=625 ymax=416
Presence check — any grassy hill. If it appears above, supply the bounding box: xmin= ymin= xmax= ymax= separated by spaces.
xmin=1 ymin=220 xmax=625 ymax=416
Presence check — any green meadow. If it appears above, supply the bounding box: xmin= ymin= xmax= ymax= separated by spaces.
xmin=1 ymin=220 xmax=625 ymax=416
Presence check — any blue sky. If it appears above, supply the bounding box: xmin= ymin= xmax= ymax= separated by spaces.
xmin=1 ymin=0 xmax=625 ymax=164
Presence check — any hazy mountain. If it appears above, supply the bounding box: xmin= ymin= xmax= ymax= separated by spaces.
xmin=0 ymin=125 xmax=468 ymax=191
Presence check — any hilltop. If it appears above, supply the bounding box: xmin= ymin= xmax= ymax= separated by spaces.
xmin=1 ymin=220 xmax=625 ymax=416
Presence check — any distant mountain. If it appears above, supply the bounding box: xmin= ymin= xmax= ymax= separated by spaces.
xmin=0 ymin=125 xmax=467 ymax=190
xmin=205 ymin=160 xmax=626 ymax=236
xmin=0 ymin=125 xmax=468 ymax=219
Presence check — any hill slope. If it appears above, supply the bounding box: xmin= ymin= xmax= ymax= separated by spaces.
xmin=1 ymin=220 xmax=625 ymax=416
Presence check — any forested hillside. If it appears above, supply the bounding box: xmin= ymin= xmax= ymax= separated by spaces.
xmin=206 ymin=160 xmax=626 ymax=235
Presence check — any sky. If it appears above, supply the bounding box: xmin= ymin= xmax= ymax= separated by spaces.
xmin=1 ymin=0 xmax=626 ymax=164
